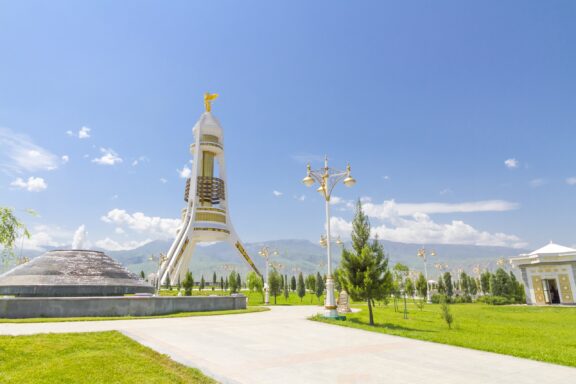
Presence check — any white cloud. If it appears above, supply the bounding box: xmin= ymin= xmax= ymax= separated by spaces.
xmin=0 ymin=128 xmax=60 ymax=173
xmin=362 ymin=199 xmax=518 ymax=219
xmin=330 ymin=213 xmax=526 ymax=248
xmin=78 ymin=126 xmax=91 ymax=139
xmin=160 ymin=178 xmax=168 ymax=184
xmin=95 ymin=238 xmax=152 ymax=251
xmin=530 ymin=178 xmax=546 ymax=188
xmin=101 ymin=209 xmax=180 ymax=239
xmin=72 ymin=225 xmax=87 ymax=249
xmin=504 ymin=158 xmax=519 ymax=169
xmin=18 ymin=224 xmax=73 ymax=251
xmin=92 ymin=148 xmax=122 ymax=165
xmin=131 ymin=156 xmax=148 ymax=167
xmin=439 ymin=188 xmax=453 ymax=195
xmin=178 ymin=165 xmax=191 ymax=178
xmin=383 ymin=175 xmax=391 ymax=181
xmin=273 ymin=190 xmax=283 ymax=197
xmin=61 ymin=155 xmax=69 ymax=164
xmin=294 ymin=195 xmax=306 ymax=202
xmin=67 ymin=126 xmax=91 ymax=139
xmin=566 ymin=177 xmax=576 ymax=186
xmin=10 ymin=176 xmax=47 ymax=192
xmin=115 ymin=227 xmax=125 ymax=234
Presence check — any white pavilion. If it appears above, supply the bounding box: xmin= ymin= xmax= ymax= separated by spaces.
xmin=510 ymin=242 xmax=576 ymax=305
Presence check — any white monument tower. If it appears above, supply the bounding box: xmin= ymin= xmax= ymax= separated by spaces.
xmin=157 ymin=93 xmax=261 ymax=285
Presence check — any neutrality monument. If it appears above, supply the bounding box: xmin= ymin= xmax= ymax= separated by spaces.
xmin=157 ymin=93 xmax=261 ymax=286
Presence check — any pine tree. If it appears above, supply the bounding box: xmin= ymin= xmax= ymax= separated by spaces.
xmin=166 ymin=275 xmax=172 ymax=291
xmin=443 ymin=272 xmax=453 ymax=299
xmin=415 ymin=272 xmax=428 ymax=298
xmin=237 ymin=272 xmax=242 ymax=290
xmin=297 ymin=272 xmax=306 ymax=302
xmin=182 ymin=271 xmax=194 ymax=296
xmin=212 ymin=272 xmax=217 ymax=291
xmin=220 ymin=276 xmax=224 ymax=290
xmin=200 ymin=275 xmax=205 ymax=291
xmin=341 ymin=202 xmax=392 ymax=326
xmin=315 ymin=271 xmax=324 ymax=304
xmin=291 ymin=275 xmax=296 ymax=292
xmin=269 ymin=269 xmax=282 ymax=304
xmin=283 ymin=280 xmax=290 ymax=302
xmin=140 ymin=270 xmax=145 ymax=279
xmin=229 ymin=271 xmax=237 ymax=293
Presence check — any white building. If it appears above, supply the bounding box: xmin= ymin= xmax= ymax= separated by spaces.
xmin=510 ymin=242 xmax=576 ymax=305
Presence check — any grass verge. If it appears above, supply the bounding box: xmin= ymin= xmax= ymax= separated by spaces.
xmin=0 ymin=331 xmax=216 ymax=383
xmin=311 ymin=302 xmax=576 ymax=367
xmin=0 ymin=306 xmax=268 ymax=323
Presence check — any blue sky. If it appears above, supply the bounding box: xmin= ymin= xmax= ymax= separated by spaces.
xmin=1 ymin=1 xmax=575 ymax=252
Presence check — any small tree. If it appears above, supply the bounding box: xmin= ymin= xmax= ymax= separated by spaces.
xmin=199 ymin=275 xmax=205 ymax=291
xmin=315 ymin=271 xmax=324 ymax=304
xmin=176 ymin=276 xmax=181 ymax=291
xmin=415 ymin=273 xmax=427 ymax=298
xmin=269 ymin=269 xmax=282 ymax=304
xmin=0 ymin=207 xmax=30 ymax=265
xmin=480 ymin=271 xmax=491 ymax=294
xmin=220 ymin=276 xmax=224 ymax=290
xmin=341 ymin=201 xmax=392 ymax=326
xmin=283 ymin=280 xmax=290 ymax=302
xmin=237 ymin=273 xmax=242 ymax=290
xmin=182 ymin=271 xmax=194 ymax=296
xmin=166 ymin=275 xmax=172 ymax=291
xmin=212 ymin=272 xmax=217 ymax=291
xmin=440 ymin=295 xmax=454 ymax=329
xmin=140 ymin=270 xmax=145 ymax=279
xmin=443 ymin=272 xmax=453 ymax=299
xmin=229 ymin=271 xmax=238 ymax=293
xmin=405 ymin=277 xmax=415 ymax=298
xmin=290 ymin=275 xmax=297 ymax=292
xmin=297 ymin=272 xmax=306 ymax=302
xmin=306 ymin=274 xmax=316 ymax=303
xmin=437 ymin=277 xmax=446 ymax=294
xmin=247 ymin=271 xmax=264 ymax=302
xmin=225 ymin=276 xmax=229 ymax=291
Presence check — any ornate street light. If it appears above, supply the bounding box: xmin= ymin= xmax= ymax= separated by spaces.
xmin=417 ymin=248 xmax=436 ymax=303
xmin=258 ymin=246 xmax=279 ymax=305
xmin=302 ymin=156 xmax=355 ymax=318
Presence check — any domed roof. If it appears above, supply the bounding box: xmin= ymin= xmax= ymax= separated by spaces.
xmin=528 ymin=242 xmax=576 ymax=255
xmin=0 ymin=250 xmax=154 ymax=297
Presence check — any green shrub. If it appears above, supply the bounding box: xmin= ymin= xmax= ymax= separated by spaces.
xmin=477 ymin=295 xmax=512 ymax=305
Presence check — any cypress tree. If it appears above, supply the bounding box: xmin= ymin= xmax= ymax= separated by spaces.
xmin=297 ymin=272 xmax=306 ymax=302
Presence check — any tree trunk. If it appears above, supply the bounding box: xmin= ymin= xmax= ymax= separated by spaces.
xmin=367 ymin=298 xmax=374 ymax=326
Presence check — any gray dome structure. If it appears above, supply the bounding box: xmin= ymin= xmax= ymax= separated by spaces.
xmin=0 ymin=250 xmax=154 ymax=297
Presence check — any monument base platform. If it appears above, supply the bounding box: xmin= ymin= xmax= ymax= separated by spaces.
xmin=0 ymin=295 xmax=246 ymax=319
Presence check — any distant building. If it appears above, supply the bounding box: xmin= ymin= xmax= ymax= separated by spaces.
xmin=510 ymin=242 xmax=576 ymax=305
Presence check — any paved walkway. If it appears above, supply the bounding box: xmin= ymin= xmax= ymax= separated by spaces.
xmin=1 ymin=306 xmax=575 ymax=384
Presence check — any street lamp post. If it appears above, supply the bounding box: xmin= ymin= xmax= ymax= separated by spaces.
xmin=417 ymin=248 xmax=436 ymax=303
xmin=258 ymin=247 xmax=278 ymax=305
xmin=302 ymin=156 xmax=356 ymax=318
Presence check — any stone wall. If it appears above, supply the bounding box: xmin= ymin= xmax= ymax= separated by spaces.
xmin=0 ymin=295 xmax=246 ymax=319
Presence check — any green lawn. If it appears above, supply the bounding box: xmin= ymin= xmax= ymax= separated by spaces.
xmin=0 ymin=331 xmax=215 ymax=384
xmin=159 ymin=288 xmax=324 ymax=306
xmin=312 ymin=302 xmax=576 ymax=367
xmin=0 ymin=307 xmax=268 ymax=323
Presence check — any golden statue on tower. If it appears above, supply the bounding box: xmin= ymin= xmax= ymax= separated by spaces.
xmin=204 ymin=92 xmax=218 ymax=112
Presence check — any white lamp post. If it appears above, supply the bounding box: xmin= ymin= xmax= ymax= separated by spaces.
xmin=417 ymin=248 xmax=436 ymax=303
xmin=302 ymin=156 xmax=356 ymax=318
xmin=258 ymin=247 xmax=278 ymax=305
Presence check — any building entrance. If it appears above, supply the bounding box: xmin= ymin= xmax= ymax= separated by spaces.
xmin=543 ymin=279 xmax=561 ymax=304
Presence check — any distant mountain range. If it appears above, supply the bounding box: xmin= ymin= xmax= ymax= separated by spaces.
xmin=11 ymin=239 xmax=528 ymax=278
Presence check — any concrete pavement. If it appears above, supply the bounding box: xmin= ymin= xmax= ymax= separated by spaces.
xmin=1 ymin=306 xmax=575 ymax=383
